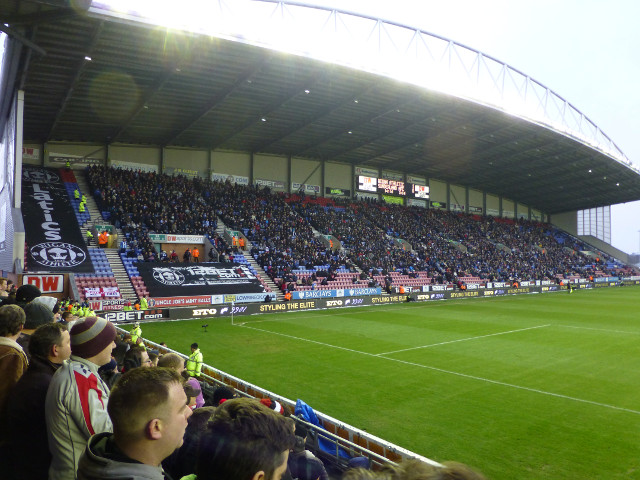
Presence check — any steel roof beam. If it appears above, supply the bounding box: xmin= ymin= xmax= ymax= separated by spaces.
xmin=3 ymin=8 xmax=81 ymax=27
xmin=46 ymin=20 xmax=104 ymax=142
xmin=358 ymin=110 xmax=488 ymax=165
xmin=109 ymin=59 xmax=186 ymax=143
xmin=250 ymin=80 xmax=380 ymax=153
xmin=208 ymin=67 xmax=327 ymax=150
xmin=162 ymin=55 xmax=273 ymax=146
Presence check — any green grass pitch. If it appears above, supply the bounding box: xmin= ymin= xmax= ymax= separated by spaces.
xmin=135 ymin=287 xmax=640 ymax=480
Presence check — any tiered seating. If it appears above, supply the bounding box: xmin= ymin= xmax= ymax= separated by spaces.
xmin=229 ymin=253 xmax=272 ymax=292
xmin=119 ymin=253 xmax=147 ymax=298
xmin=457 ymin=276 xmax=483 ymax=285
xmin=75 ymin=276 xmax=120 ymax=302
xmin=373 ymin=271 xmax=434 ymax=289
xmin=129 ymin=276 xmax=149 ymax=298
xmin=82 ymin=248 xmax=113 ymax=276
xmin=73 ymin=249 xmax=119 ymax=301
xmin=59 ymin=169 xmax=91 ymax=226
xmin=120 ymin=253 xmax=140 ymax=277
xmin=83 ymin=165 xmax=637 ymax=296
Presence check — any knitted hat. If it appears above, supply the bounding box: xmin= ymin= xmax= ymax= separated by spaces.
xmin=212 ymin=386 xmax=236 ymax=406
xmin=23 ymin=302 xmax=55 ymax=329
xmin=16 ymin=284 xmax=42 ymax=303
xmin=32 ymin=295 xmax=57 ymax=312
xmin=70 ymin=316 xmax=117 ymax=359
xmin=260 ymin=398 xmax=285 ymax=415
xmin=98 ymin=358 xmax=118 ymax=375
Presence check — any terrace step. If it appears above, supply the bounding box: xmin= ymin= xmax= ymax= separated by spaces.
xmin=104 ymin=249 xmax=137 ymax=302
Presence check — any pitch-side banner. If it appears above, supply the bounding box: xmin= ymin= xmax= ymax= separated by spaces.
xmin=137 ymin=262 xmax=269 ymax=297
xmin=22 ymin=167 xmax=94 ymax=273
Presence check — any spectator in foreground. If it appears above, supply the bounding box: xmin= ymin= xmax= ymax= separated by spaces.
xmin=98 ymin=357 xmax=121 ymax=390
xmin=193 ymin=398 xmax=296 ymax=480
xmin=163 ymin=406 xmax=217 ymax=480
xmin=343 ymin=458 xmax=486 ymax=480
xmin=0 ymin=304 xmax=28 ymax=413
xmin=78 ymin=367 xmax=192 ymax=480
xmin=46 ymin=316 xmax=117 ymax=480
xmin=158 ymin=352 xmax=204 ymax=408
xmin=1 ymin=322 xmax=71 ymax=480
xmin=122 ymin=344 xmax=151 ymax=372
xmin=17 ymin=299 xmax=55 ymax=359
xmin=288 ymin=424 xmax=329 ymax=480
xmin=210 ymin=385 xmax=236 ymax=407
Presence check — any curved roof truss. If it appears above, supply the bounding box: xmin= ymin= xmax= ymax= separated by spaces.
xmin=90 ymin=0 xmax=633 ymax=169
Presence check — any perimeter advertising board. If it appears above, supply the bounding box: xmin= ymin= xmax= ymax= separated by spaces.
xmin=22 ymin=274 xmax=65 ymax=293
xmin=103 ymin=308 xmax=170 ymax=323
xmin=130 ymin=281 xmax=633 ymax=323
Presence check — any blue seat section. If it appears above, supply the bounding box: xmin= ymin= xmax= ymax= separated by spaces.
xmin=229 ymin=253 xmax=258 ymax=275
xmin=64 ymin=182 xmax=91 ymax=225
xmin=288 ymin=264 xmax=349 ymax=275
xmin=120 ymin=253 xmax=140 ymax=277
xmin=78 ymin=248 xmax=114 ymax=277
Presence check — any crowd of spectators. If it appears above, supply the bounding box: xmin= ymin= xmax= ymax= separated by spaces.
xmin=85 ymin=166 xmax=632 ymax=293
xmin=0 ymin=291 xmax=488 ymax=480
xmin=288 ymin=196 xmax=625 ymax=284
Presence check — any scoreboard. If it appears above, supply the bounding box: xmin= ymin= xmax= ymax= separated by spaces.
xmin=357 ymin=175 xmax=429 ymax=199
xmin=357 ymin=175 xmax=377 ymax=193
xmin=377 ymin=178 xmax=406 ymax=196
xmin=411 ymin=184 xmax=430 ymax=199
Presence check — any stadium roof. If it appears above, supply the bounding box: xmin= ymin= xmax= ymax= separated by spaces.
xmin=2 ymin=0 xmax=640 ymax=215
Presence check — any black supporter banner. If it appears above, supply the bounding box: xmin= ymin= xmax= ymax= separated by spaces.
xmin=22 ymin=167 xmax=94 ymax=273
xmin=137 ymin=262 xmax=268 ymax=297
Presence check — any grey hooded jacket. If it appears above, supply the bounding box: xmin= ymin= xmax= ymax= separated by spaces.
xmin=78 ymin=432 xmax=170 ymax=480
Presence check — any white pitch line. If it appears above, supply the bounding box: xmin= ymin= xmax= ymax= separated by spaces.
xmin=243 ymin=302 xmax=429 ymax=325
xmin=375 ymin=324 xmax=551 ymax=356
xmin=239 ymin=324 xmax=640 ymax=416
xmin=557 ymin=324 xmax=640 ymax=335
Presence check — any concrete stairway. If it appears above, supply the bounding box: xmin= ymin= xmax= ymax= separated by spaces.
xmin=215 ymin=219 xmax=283 ymax=299
xmin=74 ymin=169 xmax=137 ymax=303
xmin=243 ymin=244 xmax=283 ymax=299
xmin=74 ymin=169 xmax=103 ymax=245
xmin=104 ymin=249 xmax=138 ymax=303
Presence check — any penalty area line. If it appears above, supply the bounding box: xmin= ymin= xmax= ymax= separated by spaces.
xmin=238 ymin=324 xmax=640 ymax=416
xmin=375 ymin=324 xmax=551 ymax=356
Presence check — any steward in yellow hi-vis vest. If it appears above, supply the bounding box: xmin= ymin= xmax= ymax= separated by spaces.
xmin=131 ymin=322 xmax=142 ymax=344
xmin=186 ymin=343 xmax=203 ymax=378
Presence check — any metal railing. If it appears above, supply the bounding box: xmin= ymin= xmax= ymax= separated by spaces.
xmin=118 ymin=328 xmax=440 ymax=471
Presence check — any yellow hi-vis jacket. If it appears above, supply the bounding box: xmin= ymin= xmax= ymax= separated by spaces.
xmin=186 ymin=349 xmax=203 ymax=377
xmin=131 ymin=325 xmax=142 ymax=344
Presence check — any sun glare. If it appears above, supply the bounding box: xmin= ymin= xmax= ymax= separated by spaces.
xmin=90 ymin=0 xmax=629 ymax=166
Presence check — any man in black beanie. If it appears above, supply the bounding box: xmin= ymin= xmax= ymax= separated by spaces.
xmin=17 ymin=300 xmax=55 ymax=359
xmin=15 ymin=283 xmax=42 ymax=304
xmin=0 ymin=283 xmax=41 ymax=307
xmin=46 ymin=316 xmax=117 ymax=480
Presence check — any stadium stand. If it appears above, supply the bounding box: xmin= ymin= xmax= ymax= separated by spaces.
xmin=79 ymin=166 xmax=634 ymax=297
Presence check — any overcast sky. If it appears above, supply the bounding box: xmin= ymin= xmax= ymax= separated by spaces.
xmin=307 ymin=0 xmax=640 ymax=254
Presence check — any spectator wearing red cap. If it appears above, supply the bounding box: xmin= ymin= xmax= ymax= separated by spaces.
xmin=45 ymin=316 xmax=117 ymax=480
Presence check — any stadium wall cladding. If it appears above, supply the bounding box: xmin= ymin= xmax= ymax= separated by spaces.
xmin=101 ymin=279 xmax=639 ymax=324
